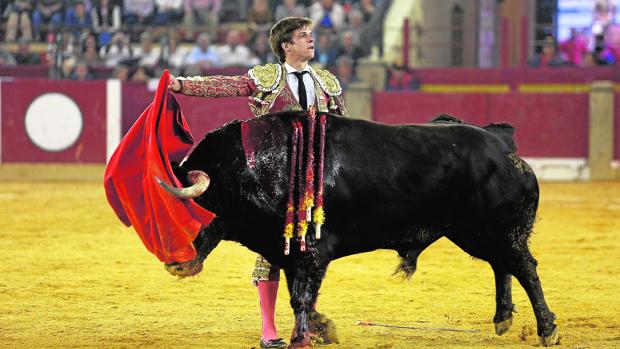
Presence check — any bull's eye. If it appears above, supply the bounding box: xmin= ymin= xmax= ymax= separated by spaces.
xmin=176 ymin=266 xmax=184 ymax=271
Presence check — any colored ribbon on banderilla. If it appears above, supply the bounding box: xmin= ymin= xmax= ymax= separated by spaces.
xmin=283 ymin=121 xmax=300 ymax=255
xmin=282 ymin=107 xmax=327 ymax=255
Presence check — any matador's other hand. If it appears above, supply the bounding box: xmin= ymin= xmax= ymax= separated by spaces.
xmin=169 ymin=75 xmax=182 ymax=93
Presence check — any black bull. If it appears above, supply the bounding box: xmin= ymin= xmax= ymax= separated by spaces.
xmin=166 ymin=112 xmax=558 ymax=347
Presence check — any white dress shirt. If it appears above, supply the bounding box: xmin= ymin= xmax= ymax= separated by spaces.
xmin=285 ymin=63 xmax=316 ymax=108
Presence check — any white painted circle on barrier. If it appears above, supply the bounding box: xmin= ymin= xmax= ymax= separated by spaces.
xmin=25 ymin=93 xmax=83 ymax=152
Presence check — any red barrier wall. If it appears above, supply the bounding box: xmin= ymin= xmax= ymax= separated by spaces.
xmin=372 ymin=92 xmax=589 ymax=158
xmin=1 ymin=79 xmax=107 ymax=163
xmin=121 ymin=83 xmax=251 ymax=139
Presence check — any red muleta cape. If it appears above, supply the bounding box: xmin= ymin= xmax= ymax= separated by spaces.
xmin=104 ymin=71 xmax=216 ymax=264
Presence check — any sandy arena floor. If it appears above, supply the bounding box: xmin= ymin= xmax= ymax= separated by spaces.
xmin=0 ymin=181 xmax=618 ymax=348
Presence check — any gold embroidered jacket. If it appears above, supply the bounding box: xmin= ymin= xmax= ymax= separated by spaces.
xmin=178 ymin=63 xmax=348 ymax=117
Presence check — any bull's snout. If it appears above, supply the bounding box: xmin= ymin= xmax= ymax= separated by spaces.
xmin=164 ymin=258 xmax=204 ymax=278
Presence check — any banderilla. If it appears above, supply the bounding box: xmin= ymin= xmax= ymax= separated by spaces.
xmin=356 ymin=320 xmax=480 ymax=333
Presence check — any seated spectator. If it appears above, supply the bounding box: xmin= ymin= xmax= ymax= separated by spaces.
xmin=346 ymin=9 xmax=363 ymax=46
xmin=334 ymin=55 xmax=358 ymax=91
xmin=218 ymin=30 xmax=259 ymax=67
xmin=32 ymin=0 xmax=65 ymax=41
xmin=275 ymin=0 xmax=306 ymax=21
xmin=528 ymin=35 xmax=565 ymax=67
xmin=358 ymin=0 xmax=375 ymax=23
xmin=65 ymin=1 xmax=93 ymax=40
xmin=122 ymin=0 xmax=154 ymax=28
xmin=70 ymin=59 xmax=95 ymax=80
xmin=0 ymin=45 xmax=18 ymax=66
xmin=582 ymin=52 xmax=597 ymax=67
xmin=183 ymin=0 xmax=221 ymax=41
xmin=592 ymin=28 xmax=620 ymax=66
xmin=153 ymin=0 xmax=183 ymax=26
xmin=79 ymin=31 xmax=104 ymax=66
xmin=61 ymin=56 xmax=77 ymax=78
xmin=250 ymin=31 xmax=276 ymax=64
xmin=559 ymin=28 xmax=589 ymax=67
xmin=314 ymin=31 xmax=337 ymax=69
xmin=336 ymin=30 xmax=365 ymax=67
xmin=310 ymin=0 xmax=345 ymax=32
xmin=385 ymin=59 xmax=420 ymax=91
xmin=247 ymin=0 xmax=272 ymax=36
xmin=5 ymin=0 xmax=34 ymax=42
xmin=100 ymin=31 xmax=133 ymax=67
xmin=91 ymin=0 xmax=121 ymax=46
xmin=185 ymin=32 xmax=221 ymax=69
xmin=14 ymin=38 xmax=42 ymax=65
xmin=47 ymin=30 xmax=76 ymax=71
xmin=601 ymin=23 xmax=620 ymax=65
xmin=160 ymin=32 xmax=189 ymax=74
xmin=130 ymin=65 xmax=152 ymax=82
xmin=133 ymin=31 xmax=160 ymax=69
xmin=112 ymin=62 xmax=131 ymax=80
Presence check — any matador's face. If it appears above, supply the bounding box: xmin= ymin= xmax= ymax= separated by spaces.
xmin=284 ymin=26 xmax=315 ymax=63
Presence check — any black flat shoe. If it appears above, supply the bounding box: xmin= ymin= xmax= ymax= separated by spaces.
xmin=259 ymin=338 xmax=287 ymax=349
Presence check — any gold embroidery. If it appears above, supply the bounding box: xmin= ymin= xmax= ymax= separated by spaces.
xmin=312 ymin=68 xmax=342 ymax=96
xmin=248 ymin=63 xmax=282 ymax=92
xmin=312 ymin=79 xmax=329 ymax=112
xmin=251 ymin=255 xmax=280 ymax=285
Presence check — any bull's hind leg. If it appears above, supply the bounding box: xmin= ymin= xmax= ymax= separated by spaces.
xmin=508 ymin=250 xmax=558 ymax=346
xmin=491 ymin=266 xmax=516 ymax=335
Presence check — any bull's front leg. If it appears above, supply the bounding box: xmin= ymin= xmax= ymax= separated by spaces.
xmin=284 ymin=257 xmax=327 ymax=349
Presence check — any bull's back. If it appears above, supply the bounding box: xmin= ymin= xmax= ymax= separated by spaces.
xmin=322 ymin=116 xmax=532 ymax=255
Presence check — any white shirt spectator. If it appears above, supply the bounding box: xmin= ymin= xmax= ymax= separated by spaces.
xmin=218 ymin=44 xmax=260 ymax=67
xmin=155 ymin=0 xmax=183 ymax=11
xmin=309 ymin=0 xmax=345 ymax=31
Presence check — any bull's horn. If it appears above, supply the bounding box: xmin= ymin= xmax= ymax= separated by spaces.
xmin=156 ymin=170 xmax=210 ymax=199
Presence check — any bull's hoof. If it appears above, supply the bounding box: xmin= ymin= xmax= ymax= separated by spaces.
xmin=308 ymin=311 xmax=339 ymax=345
xmin=288 ymin=337 xmax=313 ymax=349
xmin=494 ymin=317 xmax=513 ymax=336
xmin=539 ymin=325 xmax=559 ymax=347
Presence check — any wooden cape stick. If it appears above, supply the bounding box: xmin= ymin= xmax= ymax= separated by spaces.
xmin=356 ymin=321 xmax=480 ymax=333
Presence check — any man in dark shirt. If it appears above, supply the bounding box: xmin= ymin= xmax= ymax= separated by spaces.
xmin=14 ymin=38 xmax=42 ymax=65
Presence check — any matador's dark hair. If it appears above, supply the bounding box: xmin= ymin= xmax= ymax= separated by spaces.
xmin=270 ymin=17 xmax=313 ymax=63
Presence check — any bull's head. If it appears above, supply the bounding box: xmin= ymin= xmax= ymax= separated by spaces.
xmin=156 ymin=170 xmax=212 ymax=278
xmin=163 ymin=224 xmax=224 ymax=279
xmin=156 ymin=170 xmax=210 ymax=199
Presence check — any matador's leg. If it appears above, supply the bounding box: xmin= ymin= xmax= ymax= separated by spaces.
xmin=253 ymin=255 xmax=286 ymax=348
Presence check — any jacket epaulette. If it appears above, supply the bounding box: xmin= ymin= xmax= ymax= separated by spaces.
xmin=248 ymin=63 xmax=284 ymax=92
xmin=312 ymin=68 xmax=342 ymax=97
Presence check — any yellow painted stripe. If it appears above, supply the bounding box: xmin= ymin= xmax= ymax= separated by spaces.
xmin=420 ymin=84 xmax=510 ymax=93
xmin=518 ymin=84 xmax=590 ymax=93
xmin=415 ymin=83 xmax=617 ymax=94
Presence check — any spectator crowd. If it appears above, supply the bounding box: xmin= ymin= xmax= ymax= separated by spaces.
xmin=0 ymin=0 xmax=381 ymax=87
xmin=529 ymin=1 xmax=620 ymax=68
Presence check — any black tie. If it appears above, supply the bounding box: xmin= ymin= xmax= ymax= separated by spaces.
xmin=293 ymin=71 xmax=308 ymax=110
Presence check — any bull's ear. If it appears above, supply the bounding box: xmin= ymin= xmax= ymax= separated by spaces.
xmin=484 ymin=123 xmax=517 ymax=152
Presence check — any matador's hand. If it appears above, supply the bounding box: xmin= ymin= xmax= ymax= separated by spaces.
xmin=169 ymin=75 xmax=182 ymax=93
